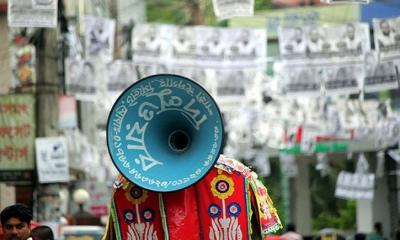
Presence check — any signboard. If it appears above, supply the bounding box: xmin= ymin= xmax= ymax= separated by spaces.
xmin=0 ymin=94 xmax=35 ymax=182
xmin=35 ymin=137 xmax=69 ymax=183
xmin=7 ymin=0 xmax=58 ymax=28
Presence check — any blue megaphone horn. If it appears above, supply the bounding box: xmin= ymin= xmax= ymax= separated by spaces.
xmin=106 ymin=74 xmax=224 ymax=192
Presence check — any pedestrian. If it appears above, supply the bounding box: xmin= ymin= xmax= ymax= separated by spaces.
xmin=281 ymin=223 xmax=303 ymax=240
xmin=30 ymin=226 xmax=54 ymax=240
xmin=366 ymin=222 xmax=385 ymax=240
xmin=0 ymin=204 xmax=32 ymax=240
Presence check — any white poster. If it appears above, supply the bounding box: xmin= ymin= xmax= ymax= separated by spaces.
xmin=106 ymin=60 xmax=138 ymax=94
xmin=321 ymin=0 xmax=369 ymax=4
xmin=281 ymin=66 xmax=321 ymax=96
xmin=278 ymin=27 xmax=307 ymax=62
xmin=10 ymin=44 xmax=36 ymax=91
xmin=132 ymin=24 xmax=172 ymax=65
xmin=8 ymin=0 xmax=58 ymax=28
xmin=364 ymin=51 xmax=398 ymax=92
xmin=35 ymin=137 xmax=69 ymax=183
xmin=212 ymin=0 xmax=254 ymax=20
xmin=373 ymin=17 xmax=400 ymax=61
xmin=321 ymin=64 xmax=362 ymax=96
xmin=84 ymin=16 xmax=116 ymax=63
xmin=335 ymin=171 xmax=375 ymax=200
xmin=65 ymin=58 xmax=97 ymax=101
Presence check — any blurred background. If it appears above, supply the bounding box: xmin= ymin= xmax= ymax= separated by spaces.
xmin=0 ymin=0 xmax=400 ymax=239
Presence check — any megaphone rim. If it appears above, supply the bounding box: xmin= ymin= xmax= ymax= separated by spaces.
xmin=106 ymin=73 xmax=225 ymax=192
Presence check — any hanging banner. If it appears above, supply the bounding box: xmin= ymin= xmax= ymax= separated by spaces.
xmin=278 ymin=23 xmax=370 ymax=66
xmin=65 ymin=58 xmax=97 ymax=101
xmin=84 ymin=16 xmax=116 ymax=63
xmin=212 ymin=0 xmax=254 ymax=20
xmin=10 ymin=44 xmax=36 ymax=92
xmin=57 ymin=96 xmax=78 ymax=129
xmin=35 ymin=137 xmax=69 ymax=183
xmin=7 ymin=0 xmax=58 ymax=28
xmin=335 ymin=171 xmax=375 ymax=200
xmin=321 ymin=64 xmax=363 ymax=96
xmin=321 ymin=0 xmax=369 ymax=4
xmin=280 ymin=65 xmax=321 ymax=96
xmin=373 ymin=17 xmax=400 ymax=61
xmin=0 ymin=95 xmax=35 ymax=182
xmin=133 ymin=24 xmax=266 ymax=70
xmin=363 ymin=51 xmax=398 ymax=93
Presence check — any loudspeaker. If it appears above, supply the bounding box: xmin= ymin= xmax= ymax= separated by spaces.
xmin=107 ymin=74 xmax=224 ymax=192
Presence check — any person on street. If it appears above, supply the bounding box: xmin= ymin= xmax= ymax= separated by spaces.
xmin=0 ymin=204 xmax=32 ymax=240
xmin=30 ymin=226 xmax=54 ymax=240
xmin=281 ymin=223 xmax=303 ymax=240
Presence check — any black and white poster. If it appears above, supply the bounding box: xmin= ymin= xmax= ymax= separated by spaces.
xmin=321 ymin=65 xmax=362 ymax=95
xmin=8 ymin=0 xmax=58 ymax=28
xmin=106 ymin=60 xmax=138 ymax=94
xmin=335 ymin=171 xmax=375 ymax=200
xmin=84 ymin=16 xmax=116 ymax=63
xmin=35 ymin=137 xmax=69 ymax=184
xmin=133 ymin=24 xmax=172 ymax=65
xmin=65 ymin=58 xmax=97 ymax=101
xmin=278 ymin=27 xmax=307 ymax=62
xmin=363 ymin=51 xmax=398 ymax=92
xmin=281 ymin=66 xmax=321 ymax=96
xmin=212 ymin=0 xmax=254 ymax=20
xmin=373 ymin=17 xmax=400 ymax=61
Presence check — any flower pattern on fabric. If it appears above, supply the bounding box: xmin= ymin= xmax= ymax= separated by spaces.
xmin=123 ymin=209 xmax=136 ymax=223
xmin=142 ymin=208 xmax=155 ymax=222
xmin=227 ymin=202 xmax=241 ymax=217
xmin=210 ymin=173 xmax=235 ymax=200
xmin=208 ymin=204 xmax=222 ymax=218
xmin=125 ymin=185 xmax=149 ymax=205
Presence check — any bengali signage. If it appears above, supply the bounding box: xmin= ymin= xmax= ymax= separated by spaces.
xmin=0 ymin=94 xmax=35 ymax=182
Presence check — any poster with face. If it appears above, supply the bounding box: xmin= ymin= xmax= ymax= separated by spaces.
xmin=373 ymin=17 xmax=400 ymax=60
xmin=84 ymin=16 xmax=116 ymax=63
xmin=8 ymin=0 xmax=57 ymax=28
xmin=278 ymin=27 xmax=307 ymax=62
xmin=280 ymin=66 xmax=321 ymax=96
xmin=212 ymin=0 xmax=254 ymax=20
xmin=65 ymin=58 xmax=97 ymax=101
xmin=363 ymin=51 xmax=398 ymax=92
xmin=132 ymin=24 xmax=172 ymax=65
xmin=226 ymin=28 xmax=267 ymax=68
xmin=321 ymin=64 xmax=362 ymax=96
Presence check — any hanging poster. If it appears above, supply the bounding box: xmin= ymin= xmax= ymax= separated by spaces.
xmin=363 ymin=51 xmax=398 ymax=92
xmin=10 ymin=44 xmax=36 ymax=92
xmin=7 ymin=0 xmax=58 ymax=28
xmin=280 ymin=65 xmax=321 ymax=96
xmin=0 ymin=94 xmax=35 ymax=182
xmin=106 ymin=60 xmax=138 ymax=94
xmin=321 ymin=64 xmax=362 ymax=96
xmin=132 ymin=24 xmax=171 ymax=65
xmin=335 ymin=171 xmax=375 ymax=200
xmin=84 ymin=16 xmax=116 ymax=63
xmin=35 ymin=137 xmax=69 ymax=183
xmin=212 ymin=0 xmax=254 ymax=20
xmin=57 ymin=96 xmax=78 ymax=129
xmin=373 ymin=17 xmax=400 ymax=61
xmin=65 ymin=58 xmax=97 ymax=101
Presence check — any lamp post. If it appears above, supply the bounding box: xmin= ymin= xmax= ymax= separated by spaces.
xmin=72 ymin=188 xmax=101 ymax=225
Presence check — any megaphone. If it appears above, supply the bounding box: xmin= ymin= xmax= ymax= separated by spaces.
xmin=107 ymin=74 xmax=224 ymax=192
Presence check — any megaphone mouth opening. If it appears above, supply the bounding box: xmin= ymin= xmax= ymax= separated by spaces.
xmin=168 ymin=130 xmax=191 ymax=152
